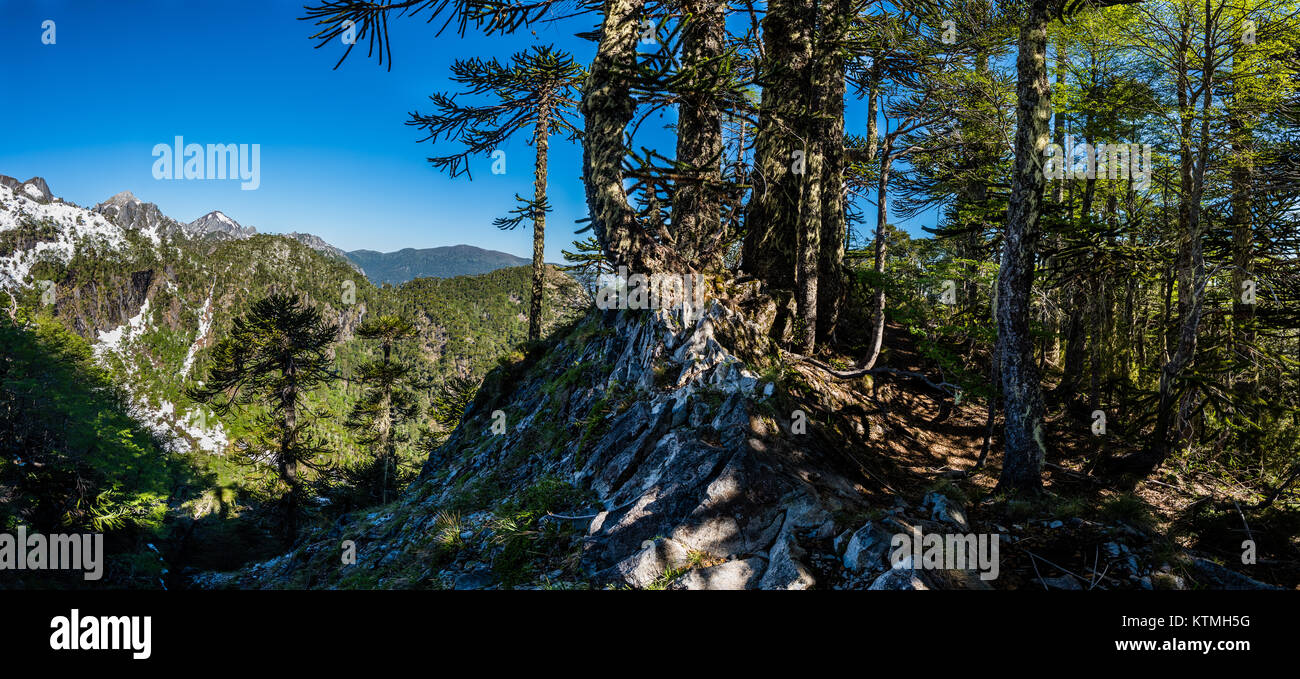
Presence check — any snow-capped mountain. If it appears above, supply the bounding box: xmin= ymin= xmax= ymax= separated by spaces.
xmin=186 ymin=210 xmax=258 ymax=240
xmin=181 ymin=211 xmax=359 ymax=272
xmin=0 ymin=178 xmax=141 ymax=291
xmin=0 ymin=179 xmax=347 ymax=456
xmin=0 ymin=174 xmax=53 ymax=203
xmin=94 ymin=190 xmax=184 ymax=237
xmin=1 ymin=172 xmax=566 ymax=464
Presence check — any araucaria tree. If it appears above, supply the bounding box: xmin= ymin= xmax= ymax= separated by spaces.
xmin=303 ymin=0 xmax=1300 ymax=517
xmin=187 ymin=294 xmax=340 ymax=538
xmin=408 ymin=45 xmax=584 ymax=342
xmin=345 ymin=315 xmax=419 ymax=504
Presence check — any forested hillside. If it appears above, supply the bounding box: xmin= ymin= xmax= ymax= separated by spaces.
xmin=5 ymin=0 xmax=1300 ymax=593
xmin=346 ymin=245 xmax=532 ymax=285
xmin=0 ymin=180 xmax=584 ymax=585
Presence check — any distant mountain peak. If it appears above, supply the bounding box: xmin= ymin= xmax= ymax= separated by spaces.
xmin=92 ymin=190 xmax=176 ymax=239
xmin=187 ymin=210 xmax=257 ymax=240
xmin=105 ymin=190 xmax=140 ymax=206
xmin=205 ymin=210 xmax=235 ymax=226
xmin=285 ymin=232 xmax=363 ymax=274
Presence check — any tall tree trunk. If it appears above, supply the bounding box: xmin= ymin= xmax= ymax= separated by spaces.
xmin=1052 ymin=40 xmax=1067 ymax=206
xmin=1045 ymin=39 xmax=1068 ymax=368
xmin=1060 ymin=136 xmax=1098 ymax=399
xmin=583 ymin=0 xmax=686 ymax=274
xmin=743 ymin=0 xmax=814 ymax=290
xmin=1134 ymin=8 xmax=1214 ymax=474
xmin=673 ymin=0 xmax=725 ymax=271
xmin=996 ymin=0 xmax=1052 ymax=494
xmin=797 ymin=146 xmax=823 ymax=353
xmin=529 ymin=109 xmax=550 ymax=341
xmin=1229 ymin=120 xmax=1255 ymax=360
xmin=957 ymin=50 xmax=993 ymax=316
xmin=281 ymin=364 xmax=300 ymax=538
xmin=380 ymin=340 xmax=394 ymax=504
xmin=1228 ymin=84 xmax=1257 ymax=458
xmin=865 ymin=60 xmax=879 ymax=165
xmin=816 ymin=0 xmax=850 ymax=344
xmin=862 ymin=156 xmax=892 ymax=370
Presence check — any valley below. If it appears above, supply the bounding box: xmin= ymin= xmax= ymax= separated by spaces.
xmin=0 ymin=176 xmax=584 ymax=587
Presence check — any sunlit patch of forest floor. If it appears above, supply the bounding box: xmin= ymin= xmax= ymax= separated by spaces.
xmin=806 ymin=322 xmax=1299 ymax=589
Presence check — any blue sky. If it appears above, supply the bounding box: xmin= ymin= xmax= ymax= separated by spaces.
xmin=0 ymin=1 xmax=926 ymax=261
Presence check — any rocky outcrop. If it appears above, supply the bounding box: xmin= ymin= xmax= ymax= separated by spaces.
xmin=94 ymin=191 xmax=182 ymax=236
xmin=197 ymin=284 xmax=903 ymax=589
xmin=0 ymin=175 xmax=53 ymax=203
xmin=285 ymin=232 xmax=359 ymax=271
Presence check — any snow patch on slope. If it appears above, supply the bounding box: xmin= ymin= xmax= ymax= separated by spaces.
xmin=94 ymin=298 xmax=152 ymax=361
xmin=181 ymin=286 xmax=215 ymax=378
xmin=1 ymin=180 xmax=230 ymax=455
xmin=0 ymin=184 xmax=126 ymax=290
xmin=92 ymin=297 xmax=228 ymax=455
xmin=130 ymin=397 xmax=229 ymax=455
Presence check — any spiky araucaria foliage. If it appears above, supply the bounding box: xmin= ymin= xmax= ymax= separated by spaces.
xmin=409 ymin=45 xmax=584 ymax=342
xmin=187 ymin=293 xmax=340 ymax=538
xmin=344 ymin=315 xmax=420 ymax=504
xmin=429 ymin=374 xmax=481 ymax=441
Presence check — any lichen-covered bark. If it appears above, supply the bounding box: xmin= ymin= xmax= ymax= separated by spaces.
xmin=672 ymin=0 xmax=726 ymax=272
xmin=996 ymin=0 xmax=1051 ymax=493
xmin=815 ymin=0 xmax=850 ymax=345
xmin=796 ymin=144 xmax=823 ymax=353
xmin=742 ymin=0 xmax=814 ymax=290
xmin=529 ymin=109 xmax=550 ymax=341
xmin=582 ymin=0 xmax=687 ymax=274
xmin=865 ymin=61 xmax=879 ymax=165
xmin=745 ymin=0 xmax=846 ymax=353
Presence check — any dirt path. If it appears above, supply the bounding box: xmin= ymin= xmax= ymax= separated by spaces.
xmin=862 ymin=322 xmax=993 ymax=489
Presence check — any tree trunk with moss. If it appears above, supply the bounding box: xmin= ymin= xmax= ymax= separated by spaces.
xmin=672 ymin=0 xmax=725 ymax=272
xmin=996 ymin=0 xmax=1051 ymax=494
xmin=742 ymin=0 xmax=814 ymax=290
xmin=529 ymin=109 xmax=550 ymax=341
xmin=582 ymin=0 xmax=687 ymax=274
